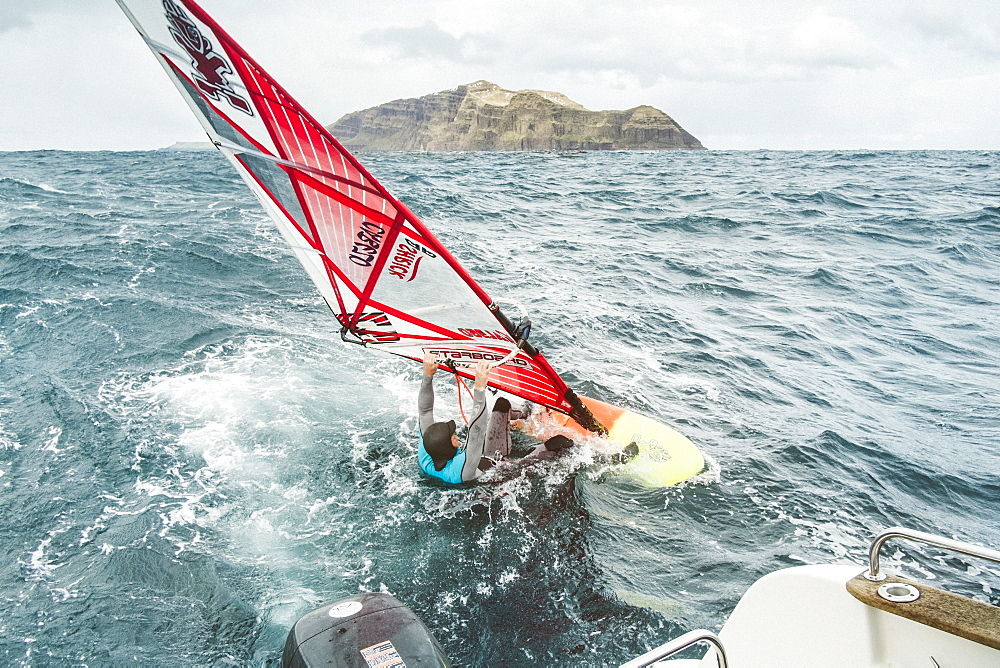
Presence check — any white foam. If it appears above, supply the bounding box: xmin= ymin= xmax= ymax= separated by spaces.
xmin=98 ymin=335 xmax=413 ymax=578
xmin=23 ymin=522 xmax=75 ymax=581
xmin=259 ymin=586 xmax=324 ymax=628
xmin=9 ymin=178 xmax=73 ymax=195
xmin=41 ymin=426 xmax=66 ymax=455
xmin=0 ymin=427 xmax=20 ymax=452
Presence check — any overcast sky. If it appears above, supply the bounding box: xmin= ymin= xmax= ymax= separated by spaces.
xmin=2 ymin=0 xmax=998 ymax=151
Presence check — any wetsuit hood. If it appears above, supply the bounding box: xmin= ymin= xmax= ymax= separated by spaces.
xmin=423 ymin=420 xmax=457 ymax=470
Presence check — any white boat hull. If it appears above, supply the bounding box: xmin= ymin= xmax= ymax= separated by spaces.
xmin=654 ymin=564 xmax=999 ymax=668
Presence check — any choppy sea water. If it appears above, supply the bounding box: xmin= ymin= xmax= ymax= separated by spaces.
xmin=0 ymin=149 xmax=998 ymax=666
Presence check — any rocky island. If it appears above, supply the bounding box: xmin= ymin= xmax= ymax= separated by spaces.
xmin=326 ymin=80 xmax=704 ymax=152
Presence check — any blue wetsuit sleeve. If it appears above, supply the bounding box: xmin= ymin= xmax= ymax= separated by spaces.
xmin=460 ymin=389 xmax=488 ymax=481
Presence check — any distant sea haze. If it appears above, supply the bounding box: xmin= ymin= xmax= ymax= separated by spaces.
xmin=0 ymin=148 xmax=997 ymax=665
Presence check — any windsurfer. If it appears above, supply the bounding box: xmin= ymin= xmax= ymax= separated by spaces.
xmin=418 ymin=352 xmax=573 ymax=483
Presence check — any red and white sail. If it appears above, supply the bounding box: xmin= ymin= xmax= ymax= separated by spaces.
xmin=116 ymin=0 xmax=602 ymax=425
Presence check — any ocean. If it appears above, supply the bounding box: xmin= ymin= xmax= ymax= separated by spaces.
xmin=1 ymin=148 xmax=998 ymax=666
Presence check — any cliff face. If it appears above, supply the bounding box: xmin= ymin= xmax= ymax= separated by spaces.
xmin=327 ymin=80 xmax=704 ymax=151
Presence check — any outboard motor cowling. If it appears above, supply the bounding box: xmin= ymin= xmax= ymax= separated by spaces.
xmin=281 ymin=592 xmax=451 ymax=667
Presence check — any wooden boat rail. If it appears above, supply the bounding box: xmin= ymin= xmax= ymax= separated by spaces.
xmin=848 ymin=526 xmax=1000 ymax=651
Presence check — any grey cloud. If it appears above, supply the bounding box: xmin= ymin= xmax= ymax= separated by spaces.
xmin=364 ymin=20 xmax=493 ymax=63
xmin=902 ymin=8 xmax=1000 ymax=60
xmin=0 ymin=6 xmax=39 ymax=33
xmin=423 ymin=9 xmax=892 ymax=90
xmin=0 ymin=0 xmax=104 ymax=34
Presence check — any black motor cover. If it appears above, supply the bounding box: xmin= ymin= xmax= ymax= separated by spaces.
xmin=281 ymin=592 xmax=451 ymax=667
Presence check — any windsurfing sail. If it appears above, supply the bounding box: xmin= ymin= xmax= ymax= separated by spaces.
xmin=116 ymin=0 xmax=604 ymax=432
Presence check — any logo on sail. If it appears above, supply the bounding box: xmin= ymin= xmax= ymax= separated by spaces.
xmin=388 ymin=238 xmax=437 ymax=282
xmin=163 ymin=0 xmax=253 ymax=116
xmin=353 ymin=312 xmax=400 ymax=343
xmin=348 ymin=220 xmax=385 ymax=267
xmin=427 ymin=349 xmax=529 ymax=368
xmin=457 ymin=328 xmax=515 ymax=343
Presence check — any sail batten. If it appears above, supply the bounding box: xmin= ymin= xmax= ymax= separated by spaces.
xmin=116 ymin=0 xmax=591 ymax=418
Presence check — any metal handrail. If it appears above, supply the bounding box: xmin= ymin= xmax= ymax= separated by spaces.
xmin=620 ymin=629 xmax=728 ymax=668
xmin=865 ymin=526 xmax=1000 ymax=581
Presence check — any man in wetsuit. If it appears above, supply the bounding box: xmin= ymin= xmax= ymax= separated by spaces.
xmin=417 ymin=352 xmax=531 ymax=483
